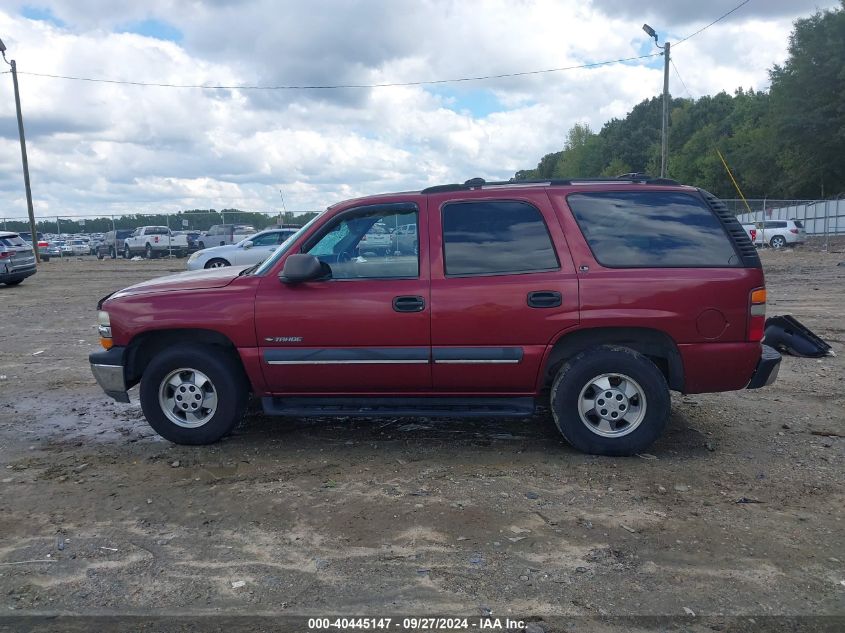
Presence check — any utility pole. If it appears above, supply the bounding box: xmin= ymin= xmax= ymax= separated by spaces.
xmin=660 ymin=41 xmax=670 ymax=179
xmin=642 ymin=25 xmax=670 ymax=178
xmin=1 ymin=38 xmax=39 ymax=262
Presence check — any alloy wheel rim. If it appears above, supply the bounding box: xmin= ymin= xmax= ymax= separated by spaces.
xmin=158 ymin=368 xmax=218 ymax=428
xmin=577 ymin=372 xmax=647 ymax=438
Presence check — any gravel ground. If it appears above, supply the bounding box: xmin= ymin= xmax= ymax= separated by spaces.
xmin=0 ymin=245 xmax=843 ymax=632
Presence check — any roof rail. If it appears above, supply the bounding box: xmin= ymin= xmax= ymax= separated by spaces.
xmin=420 ymin=174 xmax=679 ymax=194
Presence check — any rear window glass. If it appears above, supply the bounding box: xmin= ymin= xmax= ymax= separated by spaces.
xmin=1 ymin=235 xmax=26 ymax=247
xmin=442 ymin=201 xmax=559 ymax=276
xmin=146 ymin=227 xmax=169 ymax=235
xmin=792 ymin=220 xmax=804 ymax=228
xmin=567 ymin=191 xmax=738 ymax=268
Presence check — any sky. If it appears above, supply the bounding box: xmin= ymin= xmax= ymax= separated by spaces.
xmin=0 ymin=0 xmax=838 ymax=219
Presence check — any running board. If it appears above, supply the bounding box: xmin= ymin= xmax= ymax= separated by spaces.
xmin=261 ymin=396 xmax=536 ymax=418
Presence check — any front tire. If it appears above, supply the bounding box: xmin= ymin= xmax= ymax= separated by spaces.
xmin=550 ymin=346 xmax=670 ymax=456
xmin=139 ymin=345 xmax=248 ymax=445
xmin=204 ymin=258 xmax=230 ymax=269
xmin=124 ymin=245 xmax=131 ymax=259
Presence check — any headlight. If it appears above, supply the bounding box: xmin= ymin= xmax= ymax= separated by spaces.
xmin=97 ymin=311 xmax=113 ymax=348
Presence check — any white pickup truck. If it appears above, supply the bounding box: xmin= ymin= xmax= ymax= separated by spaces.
xmin=122 ymin=226 xmax=189 ymax=259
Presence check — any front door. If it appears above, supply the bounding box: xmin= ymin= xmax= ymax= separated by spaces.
xmin=427 ymin=191 xmax=580 ymax=393
xmin=255 ymin=202 xmax=431 ymax=394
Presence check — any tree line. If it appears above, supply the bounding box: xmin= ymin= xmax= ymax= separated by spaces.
xmin=514 ymin=3 xmax=845 ymax=200
xmin=3 ymin=210 xmax=320 ymax=235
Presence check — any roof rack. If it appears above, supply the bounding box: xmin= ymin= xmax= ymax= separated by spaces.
xmin=420 ymin=175 xmax=679 ymax=194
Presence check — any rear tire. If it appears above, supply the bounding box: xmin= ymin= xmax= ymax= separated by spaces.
xmin=770 ymin=235 xmax=786 ymax=249
xmin=139 ymin=345 xmax=248 ymax=445
xmin=550 ymin=345 xmax=670 ymax=456
xmin=124 ymin=245 xmax=131 ymax=259
xmin=145 ymin=244 xmax=155 ymax=259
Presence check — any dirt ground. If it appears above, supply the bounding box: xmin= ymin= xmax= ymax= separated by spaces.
xmin=0 ymin=244 xmax=843 ymax=632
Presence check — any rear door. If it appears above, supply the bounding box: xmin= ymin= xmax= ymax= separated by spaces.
xmin=427 ymin=189 xmax=580 ymax=393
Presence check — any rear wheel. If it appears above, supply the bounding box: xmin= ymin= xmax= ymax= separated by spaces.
xmin=145 ymin=244 xmax=155 ymax=259
xmin=770 ymin=235 xmax=786 ymax=249
xmin=124 ymin=244 xmax=131 ymax=259
xmin=204 ymin=258 xmax=230 ymax=269
xmin=139 ymin=345 xmax=248 ymax=444
xmin=110 ymin=247 xmax=116 ymax=259
xmin=550 ymin=346 xmax=670 ymax=456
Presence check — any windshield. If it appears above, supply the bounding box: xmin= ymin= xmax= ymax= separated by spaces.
xmin=253 ymin=213 xmax=324 ymax=275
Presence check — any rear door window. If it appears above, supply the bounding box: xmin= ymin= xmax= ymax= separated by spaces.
xmin=441 ymin=201 xmax=559 ymax=276
xmin=566 ymin=191 xmax=738 ymax=267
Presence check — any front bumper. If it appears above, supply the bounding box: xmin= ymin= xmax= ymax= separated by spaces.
xmin=89 ymin=346 xmax=130 ymax=403
xmin=746 ymin=344 xmax=781 ymax=389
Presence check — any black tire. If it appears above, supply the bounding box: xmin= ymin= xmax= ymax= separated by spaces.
xmin=204 ymin=258 xmax=230 ymax=269
xmin=110 ymin=248 xmax=116 ymax=259
xmin=42 ymin=255 xmax=50 ymax=262
xmin=4 ymin=279 xmax=23 ymax=286
xmin=145 ymin=244 xmax=155 ymax=259
xmin=124 ymin=245 xmax=131 ymax=259
xmin=97 ymin=253 xmax=104 ymax=260
xmin=550 ymin=345 xmax=670 ymax=456
xmin=139 ymin=345 xmax=248 ymax=445
xmin=770 ymin=235 xmax=786 ymax=249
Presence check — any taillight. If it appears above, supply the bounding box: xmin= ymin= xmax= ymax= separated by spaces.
xmin=154 ymin=236 xmax=160 ymax=243
xmin=749 ymin=287 xmax=766 ymax=341
xmin=0 ymin=251 xmax=11 ymax=259
xmin=38 ymin=240 xmax=48 ymax=247
xmin=790 ymin=228 xmax=798 ymax=234
xmin=750 ymin=229 xmax=757 ymax=241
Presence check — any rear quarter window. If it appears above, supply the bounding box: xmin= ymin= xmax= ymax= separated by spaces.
xmin=1 ymin=235 xmax=27 ymax=247
xmin=566 ymin=191 xmax=739 ymax=268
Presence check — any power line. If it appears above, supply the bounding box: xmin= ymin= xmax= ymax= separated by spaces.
xmin=13 ymin=53 xmax=662 ymax=90
xmin=670 ymin=59 xmax=694 ymax=99
xmin=674 ymin=0 xmax=753 ymax=46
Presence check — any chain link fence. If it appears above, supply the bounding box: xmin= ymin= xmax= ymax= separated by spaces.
xmin=724 ymin=198 xmax=844 ymax=237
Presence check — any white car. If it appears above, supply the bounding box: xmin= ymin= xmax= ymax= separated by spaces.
xmin=186 ymin=229 xmax=298 ymax=270
xmin=742 ymin=219 xmax=806 ymax=249
xmin=68 ymin=238 xmax=89 ymax=256
xmin=357 ymin=223 xmax=392 ymax=255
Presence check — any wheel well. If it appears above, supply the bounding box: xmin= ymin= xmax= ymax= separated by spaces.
xmin=542 ymin=328 xmax=684 ymax=392
xmin=124 ymin=329 xmax=246 ymax=388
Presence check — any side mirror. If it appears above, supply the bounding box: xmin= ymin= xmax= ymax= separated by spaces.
xmin=279 ymin=253 xmax=325 ymax=284
xmin=242 ymin=240 xmax=254 ymax=249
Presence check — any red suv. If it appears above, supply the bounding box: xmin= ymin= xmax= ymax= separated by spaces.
xmin=90 ymin=177 xmax=780 ymax=456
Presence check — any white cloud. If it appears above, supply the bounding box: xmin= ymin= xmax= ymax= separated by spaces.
xmin=0 ymin=0 xmax=837 ymax=220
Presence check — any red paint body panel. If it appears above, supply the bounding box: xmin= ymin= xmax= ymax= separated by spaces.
xmin=103 ymin=184 xmax=767 ymax=400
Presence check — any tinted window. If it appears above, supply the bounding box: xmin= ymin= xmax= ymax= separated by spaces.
xmin=767 ymin=221 xmax=787 ymax=229
xmin=792 ymin=220 xmax=804 ymax=228
xmin=567 ymin=191 xmax=738 ymax=268
xmin=250 ymin=232 xmax=281 ymax=246
xmin=146 ymin=227 xmax=169 ymax=235
xmin=442 ymin=201 xmax=559 ymax=276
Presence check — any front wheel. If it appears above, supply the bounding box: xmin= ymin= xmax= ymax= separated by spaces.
xmin=770 ymin=235 xmax=786 ymax=249
xmin=204 ymin=258 xmax=230 ymax=269
xmin=139 ymin=345 xmax=248 ymax=444
xmin=550 ymin=346 xmax=670 ymax=456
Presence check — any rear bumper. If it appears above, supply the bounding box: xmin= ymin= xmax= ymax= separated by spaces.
xmin=0 ymin=265 xmax=36 ymax=283
xmin=746 ymin=344 xmax=781 ymax=389
xmin=89 ymin=346 xmax=130 ymax=403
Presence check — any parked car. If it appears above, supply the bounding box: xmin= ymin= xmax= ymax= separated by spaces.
xmin=357 ymin=223 xmax=392 ymax=255
xmin=122 ymin=226 xmax=189 ymax=259
xmin=44 ymin=241 xmax=63 ymax=258
xmin=68 ymin=238 xmax=89 ymax=256
xmin=197 ymin=224 xmax=256 ymax=249
xmin=172 ymin=230 xmax=202 ymax=253
xmin=391 ymin=222 xmax=418 ymax=255
xmin=0 ymin=231 xmax=37 ymax=286
xmin=96 ymin=229 xmax=134 ymax=259
xmin=90 ymin=176 xmax=780 ymax=456
xmin=18 ymin=231 xmax=51 ymax=261
xmin=742 ymin=219 xmax=805 ymax=249
xmin=186 ymin=229 xmax=299 ymax=270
